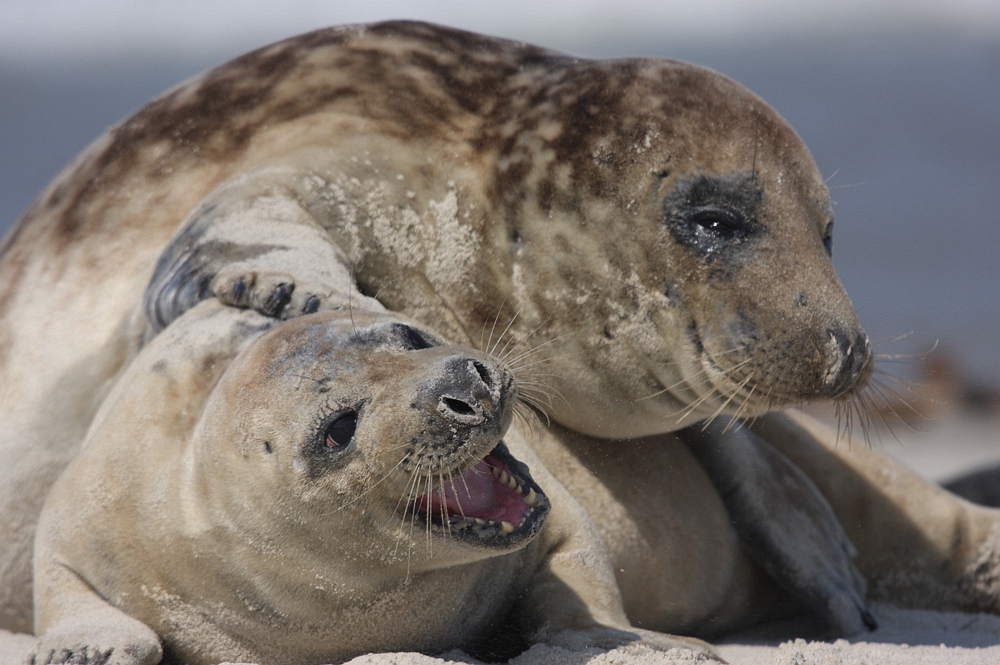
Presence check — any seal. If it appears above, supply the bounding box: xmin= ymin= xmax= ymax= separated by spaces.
xmin=3 ymin=19 xmax=1000 ymax=646
xmin=30 ymin=300 xmax=714 ymax=665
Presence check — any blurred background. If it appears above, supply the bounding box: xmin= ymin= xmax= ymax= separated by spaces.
xmin=2 ymin=0 xmax=998 ymax=481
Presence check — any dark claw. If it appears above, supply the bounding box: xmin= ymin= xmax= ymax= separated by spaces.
xmin=261 ymin=283 xmax=293 ymax=316
xmin=302 ymin=294 xmax=321 ymax=314
xmin=230 ymin=276 xmax=249 ymax=305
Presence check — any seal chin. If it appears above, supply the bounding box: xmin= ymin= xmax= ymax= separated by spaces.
xmin=410 ymin=441 xmax=550 ymax=549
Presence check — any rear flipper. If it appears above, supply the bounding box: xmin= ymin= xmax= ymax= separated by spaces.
xmin=682 ymin=417 xmax=876 ymax=636
xmin=144 ymin=169 xmax=383 ymax=334
xmin=944 ymin=464 xmax=1000 ymax=508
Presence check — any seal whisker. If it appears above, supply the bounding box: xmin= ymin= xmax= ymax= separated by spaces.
xmin=497 ymin=317 xmax=556 ymax=364
xmin=489 ymin=309 xmax=523 ymax=358
xmin=500 ymin=327 xmax=576 ymax=367
xmin=872 ymin=368 xmax=939 ymax=413
xmin=516 ymin=380 xmax=563 ymax=400
xmin=331 ymin=458 xmax=407 ymax=513
xmin=514 ymin=399 xmax=547 ymax=430
xmin=347 ymin=263 xmax=360 ymax=339
xmin=425 ymin=467 xmax=435 ymax=553
xmin=730 ymin=384 xmax=758 ymax=426
xmin=450 ymin=468 xmax=472 ymax=514
xmin=638 ymin=357 xmax=749 ymax=402
xmin=518 ymin=388 xmax=561 ymax=417
xmin=484 ymin=294 xmax=512 ymax=356
xmin=507 ymin=357 xmax=557 ymax=375
xmin=860 ymin=388 xmax=903 ymax=442
xmin=438 ymin=471 xmax=452 ymax=539
xmin=701 ymin=371 xmax=755 ymax=429
xmin=869 ymin=374 xmax=930 ymax=421
xmin=668 ymin=357 xmax=754 ymax=421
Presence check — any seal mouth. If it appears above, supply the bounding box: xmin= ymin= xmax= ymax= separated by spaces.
xmin=409 ymin=442 xmax=550 ymax=548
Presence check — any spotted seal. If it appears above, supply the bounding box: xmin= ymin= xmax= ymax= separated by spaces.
xmin=3 ymin=19 xmax=1000 ymax=648
xmin=30 ymin=301 xmax=714 ymax=665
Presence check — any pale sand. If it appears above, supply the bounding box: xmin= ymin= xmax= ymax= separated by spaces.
xmin=5 ymin=603 xmax=1000 ymax=665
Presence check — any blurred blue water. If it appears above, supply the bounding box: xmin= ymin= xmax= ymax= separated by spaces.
xmin=1 ymin=33 xmax=998 ymax=383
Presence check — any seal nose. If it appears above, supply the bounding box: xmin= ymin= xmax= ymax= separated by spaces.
xmin=435 ymin=358 xmax=504 ymax=426
xmin=822 ymin=329 xmax=873 ymax=398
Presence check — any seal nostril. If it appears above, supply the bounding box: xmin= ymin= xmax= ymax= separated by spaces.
xmin=443 ymin=397 xmax=476 ymax=416
xmin=823 ymin=329 xmax=874 ymax=398
xmin=472 ymin=361 xmax=493 ymax=388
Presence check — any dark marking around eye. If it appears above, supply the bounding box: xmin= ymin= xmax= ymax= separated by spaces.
xmin=401 ymin=325 xmax=434 ymax=350
xmin=663 ymin=171 xmax=764 ymax=259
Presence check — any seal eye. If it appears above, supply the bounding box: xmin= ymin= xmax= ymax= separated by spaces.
xmin=822 ymin=222 xmax=834 ymax=256
xmin=691 ymin=207 xmax=747 ymax=238
xmin=325 ymin=412 xmax=357 ymax=448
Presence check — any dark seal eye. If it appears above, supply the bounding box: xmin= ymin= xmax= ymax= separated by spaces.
xmin=663 ymin=172 xmax=763 ymax=258
xmin=325 ymin=412 xmax=357 ymax=448
xmin=822 ymin=222 xmax=834 ymax=256
xmin=691 ymin=207 xmax=748 ymax=238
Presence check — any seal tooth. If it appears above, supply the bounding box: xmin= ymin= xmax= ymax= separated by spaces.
xmin=499 ymin=470 xmax=509 ymax=485
xmin=475 ymin=518 xmax=486 ymax=526
xmin=524 ymin=487 xmax=537 ymax=506
xmin=506 ymin=475 xmax=518 ymax=490
xmin=501 ymin=521 xmax=515 ymax=534
xmin=491 ymin=467 xmax=500 ymax=479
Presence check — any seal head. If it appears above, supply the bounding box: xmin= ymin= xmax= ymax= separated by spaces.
xmin=198 ymin=311 xmax=551 ymax=564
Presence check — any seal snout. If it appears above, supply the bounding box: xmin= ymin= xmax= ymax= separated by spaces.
xmin=434 ymin=357 xmax=510 ymax=426
xmin=821 ymin=329 xmax=873 ymax=398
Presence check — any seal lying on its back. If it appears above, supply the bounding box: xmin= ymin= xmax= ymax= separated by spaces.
xmin=31 ymin=301 xmax=712 ymax=665
xmin=4 ymin=19 xmax=1000 ymax=649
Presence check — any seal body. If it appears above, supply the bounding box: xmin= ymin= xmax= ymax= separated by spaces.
xmin=3 ymin=20 xmax=1000 ymax=647
xmin=32 ymin=301 xmax=711 ymax=665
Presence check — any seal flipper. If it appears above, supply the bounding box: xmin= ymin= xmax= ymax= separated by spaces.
xmin=29 ymin=561 xmax=162 ymax=665
xmin=143 ymin=169 xmax=384 ymax=334
xmin=681 ymin=417 xmax=875 ymax=636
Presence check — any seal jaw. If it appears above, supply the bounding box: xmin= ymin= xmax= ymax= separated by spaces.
xmin=410 ymin=441 xmax=550 ymax=549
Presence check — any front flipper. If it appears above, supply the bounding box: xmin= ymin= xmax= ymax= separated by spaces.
xmin=681 ymin=417 xmax=875 ymax=636
xmin=144 ymin=170 xmax=383 ymax=333
xmin=29 ymin=562 xmax=161 ymax=665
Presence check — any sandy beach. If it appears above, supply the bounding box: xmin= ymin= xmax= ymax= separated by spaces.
xmin=5 ymin=602 xmax=1000 ymax=665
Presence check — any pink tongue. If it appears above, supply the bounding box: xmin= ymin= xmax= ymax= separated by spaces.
xmin=442 ymin=461 xmax=498 ymax=515
xmin=420 ymin=459 xmax=530 ymax=524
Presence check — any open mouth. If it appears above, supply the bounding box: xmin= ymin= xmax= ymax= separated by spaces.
xmin=410 ymin=441 xmax=550 ymax=548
